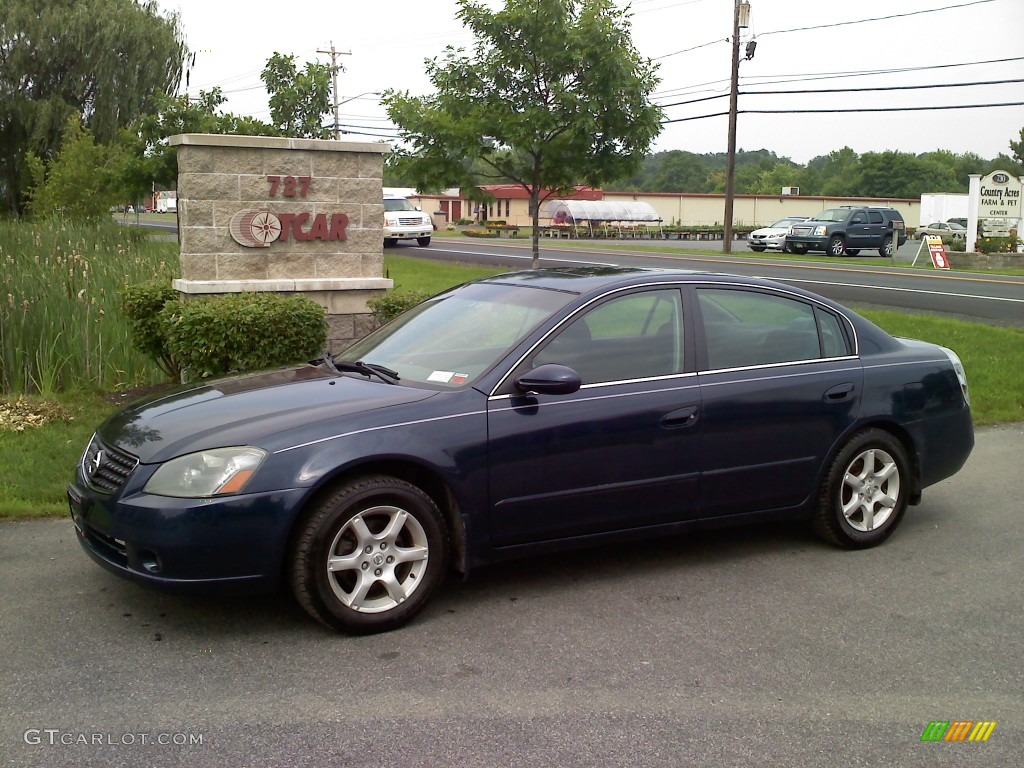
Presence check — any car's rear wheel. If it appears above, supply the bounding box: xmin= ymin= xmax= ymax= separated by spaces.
xmin=813 ymin=429 xmax=910 ymax=549
xmin=417 ymin=236 xmax=431 ymax=247
xmin=880 ymin=235 xmax=893 ymax=257
xmin=828 ymin=236 xmax=846 ymax=256
xmin=290 ymin=476 xmax=449 ymax=633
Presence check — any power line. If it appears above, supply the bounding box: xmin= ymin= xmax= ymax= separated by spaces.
xmin=656 ymin=76 xmax=1024 ymax=109
xmin=757 ymin=0 xmax=996 ymax=38
xmin=654 ymin=56 xmax=1024 ymax=100
xmin=651 ymin=0 xmax=997 ymax=62
xmin=661 ymin=100 xmax=1024 ymax=124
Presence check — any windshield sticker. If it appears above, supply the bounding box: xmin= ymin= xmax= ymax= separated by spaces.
xmin=427 ymin=371 xmax=455 ymax=383
xmin=450 ymin=373 xmax=469 ymax=385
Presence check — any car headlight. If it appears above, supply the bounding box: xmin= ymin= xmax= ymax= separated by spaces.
xmin=144 ymin=447 xmax=267 ymax=498
xmin=813 ymin=225 xmax=827 ymax=236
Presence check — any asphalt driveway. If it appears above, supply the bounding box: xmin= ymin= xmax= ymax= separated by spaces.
xmin=1 ymin=425 xmax=1021 ymax=767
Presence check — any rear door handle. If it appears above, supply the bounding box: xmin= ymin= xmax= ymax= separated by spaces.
xmin=824 ymin=383 xmax=855 ymax=402
xmin=662 ymin=405 xmax=699 ymax=428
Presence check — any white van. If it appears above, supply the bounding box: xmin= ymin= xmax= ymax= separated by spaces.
xmin=383 ymin=193 xmax=433 ymax=246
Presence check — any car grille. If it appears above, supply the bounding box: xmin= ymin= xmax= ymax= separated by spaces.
xmin=82 ymin=435 xmax=139 ymax=494
xmin=790 ymin=226 xmax=813 ymax=236
xmin=395 ymin=216 xmax=424 ymax=226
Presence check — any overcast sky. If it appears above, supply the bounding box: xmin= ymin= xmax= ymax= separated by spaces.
xmin=154 ymin=0 xmax=1024 ymax=165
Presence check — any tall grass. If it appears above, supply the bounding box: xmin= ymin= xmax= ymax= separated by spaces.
xmin=0 ymin=219 xmax=177 ymax=394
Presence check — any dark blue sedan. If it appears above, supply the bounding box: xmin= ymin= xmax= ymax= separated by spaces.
xmin=69 ymin=268 xmax=974 ymax=633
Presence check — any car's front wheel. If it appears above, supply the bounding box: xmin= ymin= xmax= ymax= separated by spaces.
xmin=417 ymin=236 xmax=431 ymax=247
xmin=290 ymin=476 xmax=449 ymax=633
xmin=813 ymin=429 xmax=910 ymax=549
xmin=828 ymin=236 xmax=846 ymax=256
xmin=749 ymin=245 xmax=765 ymax=252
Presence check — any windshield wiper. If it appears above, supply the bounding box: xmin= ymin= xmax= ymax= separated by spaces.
xmin=332 ymin=359 xmax=401 ymax=385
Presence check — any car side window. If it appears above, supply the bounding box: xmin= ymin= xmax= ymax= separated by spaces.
xmin=532 ymin=289 xmax=683 ymax=384
xmin=869 ymin=211 xmax=884 ymax=224
xmin=816 ymin=308 xmax=852 ymax=357
xmin=851 ymin=212 xmax=866 ymax=224
xmin=697 ymin=289 xmax=822 ymax=369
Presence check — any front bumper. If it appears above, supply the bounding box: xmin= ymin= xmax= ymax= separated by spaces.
xmin=68 ymin=480 xmax=306 ymax=594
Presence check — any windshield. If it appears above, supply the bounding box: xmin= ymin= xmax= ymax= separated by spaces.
xmin=771 ymin=217 xmax=803 ymax=227
xmin=808 ymin=208 xmax=848 ymax=222
xmin=339 ymin=282 xmax=575 ymax=388
xmin=384 ymin=198 xmax=418 ymax=212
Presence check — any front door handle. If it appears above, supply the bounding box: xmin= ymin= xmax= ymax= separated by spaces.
xmin=662 ymin=405 xmax=699 ymax=428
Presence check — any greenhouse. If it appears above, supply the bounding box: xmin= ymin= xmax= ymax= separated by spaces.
xmin=539 ymin=199 xmax=662 ymax=238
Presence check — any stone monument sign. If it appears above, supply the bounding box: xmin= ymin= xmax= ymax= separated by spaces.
xmin=168 ymin=133 xmax=392 ymax=351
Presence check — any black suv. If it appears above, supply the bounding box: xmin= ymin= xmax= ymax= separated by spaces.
xmin=786 ymin=206 xmax=906 ymax=257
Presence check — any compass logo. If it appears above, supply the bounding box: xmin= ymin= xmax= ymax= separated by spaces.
xmin=230 ymin=209 xmax=282 ymax=248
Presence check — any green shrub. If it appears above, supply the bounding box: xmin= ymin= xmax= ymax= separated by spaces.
xmin=366 ymin=290 xmax=431 ymax=325
xmin=120 ymin=282 xmax=181 ymax=379
xmin=976 ymin=236 xmax=1021 ymax=254
xmin=160 ymin=293 xmax=327 ymax=381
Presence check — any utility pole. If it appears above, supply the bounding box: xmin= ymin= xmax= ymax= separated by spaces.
xmin=317 ymin=42 xmax=351 ymax=139
xmin=723 ymin=1 xmax=750 ymax=254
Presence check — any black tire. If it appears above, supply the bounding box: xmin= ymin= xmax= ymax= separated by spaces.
xmin=290 ymin=476 xmax=449 ymax=633
xmin=417 ymin=236 xmax=431 ymax=247
xmin=789 ymin=244 xmax=808 ymax=255
xmin=845 ymin=249 xmax=860 ymax=255
xmin=749 ymin=246 xmax=765 ymax=252
xmin=781 ymin=242 xmax=791 ymax=254
xmin=879 ymin=235 xmax=893 ymax=257
xmin=813 ymin=429 xmax=910 ymax=549
xmin=384 ymin=238 xmax=397 ymax=246
xmin=828 ymin=235 xmax=846 ymax=256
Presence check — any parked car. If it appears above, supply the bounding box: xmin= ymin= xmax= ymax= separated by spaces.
xmin=916 ymin=221 xmax=967 ymax=241
xmin=747 ymin=216 xmax=809 ymax=252
xmin=69 ymin=268 xmax=973 ymax=633
xmin=383 ymin=193 xmax=433 ymax=247
xmin=786 ymin=206 xmax=907 ymax=256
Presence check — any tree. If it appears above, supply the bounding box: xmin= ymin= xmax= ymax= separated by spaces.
xmin=1010 ymin=128 xmax=1024 ymax=166
xmin=26 ymin=116 xmax=127 ymax=220
xmin=0 ymin=0 xmax=186 ymax=215
xmin=261 ymin=54 xmax=333 ymax=139
xmin=119 ymin=88 xmax=276 ymax=203
xmin=383 ymin=0 xmax=662 ymax=267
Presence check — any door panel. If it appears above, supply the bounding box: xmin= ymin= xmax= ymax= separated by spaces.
xmin=487 ymin=287 xmax=700 ymax=547
xmin=694 ymin=287 xmax=862 ymax=516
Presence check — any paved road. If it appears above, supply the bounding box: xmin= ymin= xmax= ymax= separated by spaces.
xmin=2 ymin=425 xmax=1021 ymax=767
xmin=405 ymin=237 xmax=1024 ymax=328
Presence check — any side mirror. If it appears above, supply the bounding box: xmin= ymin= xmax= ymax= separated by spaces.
xmin=514 ymin=364 xmax=581 ymax=396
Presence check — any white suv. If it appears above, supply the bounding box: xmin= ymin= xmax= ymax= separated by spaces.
xmin=383 ymin=194 xmax=433 ymax=247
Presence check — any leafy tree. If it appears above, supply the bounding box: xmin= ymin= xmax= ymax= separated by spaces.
xmin=25 ymin=116 xmax=127 ymax=220
xmin=119 ymin=88 xmax=276 ymax=202
xmin=1010 ymin=128 xmax=1024 ymax=166
xmin=261 ymin=54 xmax=333 ymax=139
xmin=0 ymin=0 xmax=186 ymax=215
xmin=383 ymin=0 xmax=662 ymax=267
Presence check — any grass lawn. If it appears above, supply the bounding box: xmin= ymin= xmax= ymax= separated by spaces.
xmin=2 ymin=255 xmax=1021 ymax=519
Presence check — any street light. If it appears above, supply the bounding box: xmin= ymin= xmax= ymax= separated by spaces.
xmin=723 ymin=1 xmax=751 ymax=254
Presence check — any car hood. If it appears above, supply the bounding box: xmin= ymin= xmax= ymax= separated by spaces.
xmin=98 ymin=365 xmax=439 ymax=463
xmin=751 ymin=226 xmax=790 ymax=236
